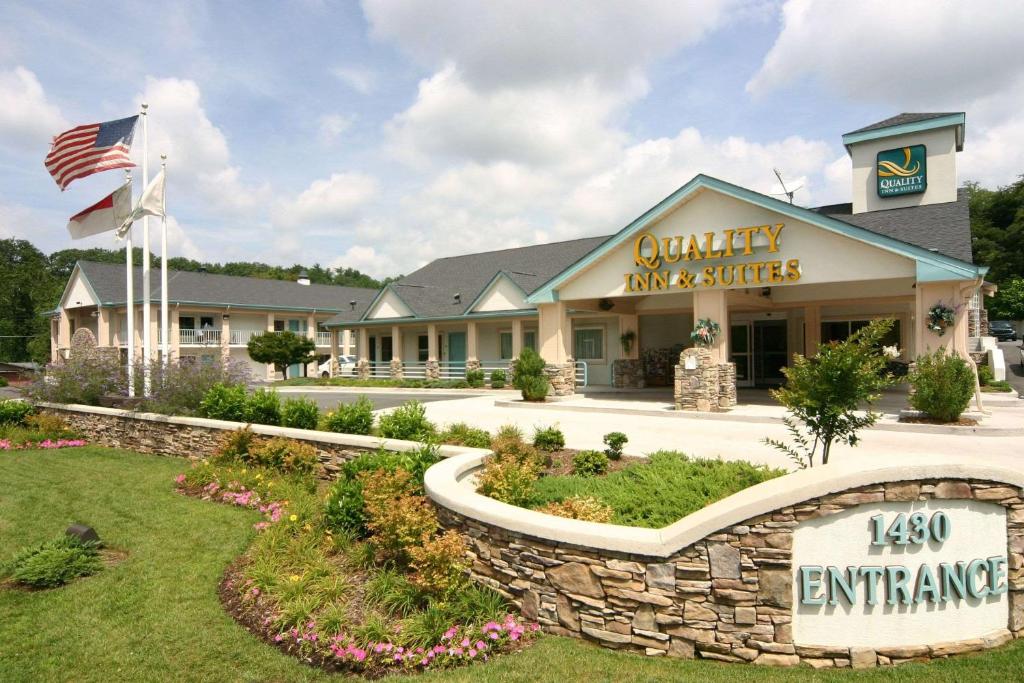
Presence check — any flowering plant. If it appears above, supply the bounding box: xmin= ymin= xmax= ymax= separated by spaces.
xmin=690 ymin=317 xmax=721 ymax=347
xmin=0 ymin=438 xmax=86 ymax=451
xmin=927 ymin=303 xmax=957 ymax=336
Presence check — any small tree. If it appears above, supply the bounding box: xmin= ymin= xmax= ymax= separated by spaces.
xmin=247 ymin=330 xmax=316 ymax=380
xmin=512 ymin=347 xmax=549 ymax=401
xmin=764 ymin=318 xmax=896 ymax=468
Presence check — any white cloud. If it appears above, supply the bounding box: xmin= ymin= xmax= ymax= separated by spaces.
xmin=330 ymin=244 xmax=401 ymax=278
xmin=363 ymin=0 xmax=737 ymax=90
xmin=271 ymin=172 xmax=379 ymax=231
xmin=331 ymin=65 xmax=377 ymax=94
xmin=0 ymin=66 xmax=68 ymax=153
xmin=318 ymin=113 xmax=354 ymax=143
xmin=134 ymin=77 xmax=269 ymax=214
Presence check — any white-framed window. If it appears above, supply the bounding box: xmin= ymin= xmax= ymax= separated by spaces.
xmin=523 ymin=330 xmax=537 ymax=351
xmin=417 ymin=335 xmax=429 ymax=362
xmin=499 ymin=331 xmax=513 ymax=359
xmin=574 ymin=326 xmax=605 ymax=361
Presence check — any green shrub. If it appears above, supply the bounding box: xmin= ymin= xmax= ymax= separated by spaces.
xmin=440 ymin=422 xmax=491 ymax=448
xmin=378 ymin=400 xmax=436 ymax=441
xmin=4 ymin=534 xmax=102 ymax=588
xmin=909 ymin=348 xmax=975 ymax=422
xmin=408 ymin=529 xmax=469 ymax=596
xmin=512 ymin=348 xmax=549 ymax=402
xmin=248 ymin=437 xmax=320 ymax=475
xmin=532 ymin=424 xmax=565 ymax=452
xmin=24 ymin=413 xmax=78 ymax=440
xmin=977 ymin=364 xmax=995 ymax=386
xmin=281 ymin=396 xmax=320 ymax=430
xmin=572 ymin=449 xmax=609 ymax=476
xmin=243 ymin=388 xmax=281 ymax=426
xmin=27 ymin=348 xmax=121 ymax=406
xmin=214 ymin=425 xmax=259 ymax=462
xmin=489 ymin=369 xmax=506 ymax=389
xmin=320 ymin=396 xmax=375 ymax=435
xmin=198 ymin=383 xmax=248 ymax=422
xmin=141 ymin=357 xmax=250 ymax=416
xmin=520 ymin=375 xmax=549 ymax=402
xmin=465 ymin=369 xmax=485 ymax=388
xmin=0 ymin=376 xmax=7 ymax=387
xmin=0 ymin=399 xmax=33 ymax=426
xmin=476 ymin=457 xmax=539 ymax=506
xmin=538 ymin=495 xmax=613 ymax=522
xmin=494 ymin=423 xmax=524 ymax=442
xmin=531 ymin=451 xmax=785 ymax=528
xmin=324 ymin=477 xmax=369 ymax=537
xmin=603 ymin=431 xmax=628 ymax=460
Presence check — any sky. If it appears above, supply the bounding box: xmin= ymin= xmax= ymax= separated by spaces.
xmin=1 ymin=0 xmax=1023 ymax=278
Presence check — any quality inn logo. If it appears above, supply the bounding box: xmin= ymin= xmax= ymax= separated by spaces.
xmin=876 ymin=144 xmax=927 ymax=197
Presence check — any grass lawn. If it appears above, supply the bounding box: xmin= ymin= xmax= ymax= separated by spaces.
xmin=2 ymin=447 xmax=1023 ymax=682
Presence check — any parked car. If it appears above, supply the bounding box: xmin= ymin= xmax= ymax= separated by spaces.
xmin=318 ymin=355 xmax=356 ymax=378
xmin=989 ymin=320 xmax=1018 ymax=342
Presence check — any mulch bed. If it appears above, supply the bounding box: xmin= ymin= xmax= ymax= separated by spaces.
xmin=898 ymin=416 xmax=980 ymax=426
xmin=540 ymin=448 xmax=641 ymax=477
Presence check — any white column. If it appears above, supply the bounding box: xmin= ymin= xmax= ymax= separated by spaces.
xmin=692 ymin=290 xmax=730 ymax=363
xmin=391 ymin=325 xmax=403 ymax=361
xmin=266 ymin=312 xmax=276 ymax=380
xmin=466 ymin=321 xmax=478 ymax=361
xmin=538 ymin=302 xmax=572 ymax=364
xmin=803 ymin=303 xmax=821 ymax=358
xmin=358 ymin=328 xmax=369 ymax=362
xmin=511 ymin=318 xmax=523 ymax=358
xmin=341 ymin=329 xmax=352 ymax=356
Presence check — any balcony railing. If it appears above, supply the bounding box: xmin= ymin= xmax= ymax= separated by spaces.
xmin=180 ymin=329 xmax=221 ymax=346
xmin=148 ymin=328 xmax=333 ymax=347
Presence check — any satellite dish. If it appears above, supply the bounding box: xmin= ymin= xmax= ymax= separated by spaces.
xmin=770 ymin=168 xmax=802 ymax=204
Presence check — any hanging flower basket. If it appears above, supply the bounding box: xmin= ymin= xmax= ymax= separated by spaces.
xmin=690 ymin=318 xmax=721 ymax=348
xmin=927 ymin=303 xmax=956 ymax=336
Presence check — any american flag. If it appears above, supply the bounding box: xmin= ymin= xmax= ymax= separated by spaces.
xmin=44 ymin=115 xmax=139 ymax=190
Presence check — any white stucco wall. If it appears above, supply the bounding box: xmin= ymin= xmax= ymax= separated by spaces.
xmin=850 ymin=126 xmax=959 ymax=214
xmin=367 ymin=290 xmax=413 ymax=319
xmin=63 ymin=272 xmax=97 ymax=309
xmin=792 ymin=500 xmax=1008 ymax=648
xmin=473 ymin=276 xmax=530 ymax=312
xmin=555 ymin=189 xmax=916 ymax=303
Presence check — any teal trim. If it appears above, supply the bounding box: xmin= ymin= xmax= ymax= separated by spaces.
xmin=325 ymin=309 xmax=539 ymax=329
xmin=842 ymin=113 xmax=965 ymax=151
xmin=465 ymin=271 xmax=531 ymax=312
xmin=916 ymin=261 xmax=986 ymax=283
xmin=59 ymin=263 xmax=104 ymax=310
xmin=526 ymin=173 xmax=985 ymax=304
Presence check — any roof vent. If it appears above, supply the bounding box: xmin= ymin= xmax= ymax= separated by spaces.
xmin=453 ymin=293 xmax=461 ymax=304
xmin=350 ymin=300 xmax=357 ymax=311
xmin=297 ymin=270 xmax=311 ymax=286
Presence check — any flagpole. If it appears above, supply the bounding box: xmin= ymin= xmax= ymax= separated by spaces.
xmin=160 ymin=154 xmax=169 ymax=366
xmin=141 ymin=102 xmax=151 ymax=395
xmin=124 ymin=169 xmax=135 ymax=398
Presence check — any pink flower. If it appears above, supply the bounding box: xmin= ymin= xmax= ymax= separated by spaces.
xmin=468 ymin=649 xmax=477 ymax=658
xmin=175 ymin=474 xmax=186 ymax=484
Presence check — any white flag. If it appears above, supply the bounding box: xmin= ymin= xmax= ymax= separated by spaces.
xmin=117 ymin=168 xmax=165 ymax=236
xmin=67 ymin=183 xmax=133 ymax=240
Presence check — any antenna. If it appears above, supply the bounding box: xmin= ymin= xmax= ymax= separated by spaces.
xmin=770 ymin=168 xmax=802 ymax=204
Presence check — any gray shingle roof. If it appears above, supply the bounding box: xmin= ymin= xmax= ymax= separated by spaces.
xmin=811 ymin=187 xmax=972 ymax=262
xmin=845 ymin=113 xmax=962 ymax=135
xmin=77 ymin=261 xmax=377 ymax=314
xmin=325 ymin=236 xmax=609 ymax=326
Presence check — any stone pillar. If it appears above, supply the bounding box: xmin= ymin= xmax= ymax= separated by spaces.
xmin=803 ymin=303 xmax=821 ymax=357
xmin=466 ymin=358 xmax=482 ymax=373
xmin=356 ymin=359 xmax=370 ymax=380
xmin=674 ymin=347 xmax=732 ymax=412
xmin=692 ymin=290 xmax=729 ymax=363
xmin=612 ymin=359 xmax=645 ymax=389
xmin=266 ymin=313 xmax=276 ymax=380
xmin=538 ymin=302 xmax=574 ymax=396
xmin=544 ymin=361 xmax=576 ymax=396
xmin=511 ymin=318 xmax=523 ymax=358
xmin=426 ymin=323 xmax=440 ymax=379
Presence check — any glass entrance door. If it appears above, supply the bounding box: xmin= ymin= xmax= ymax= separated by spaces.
xmin=753 ymin=320 xmax=788 ymax=386
xmin=729 ymin=322 xmax=753 ymax=387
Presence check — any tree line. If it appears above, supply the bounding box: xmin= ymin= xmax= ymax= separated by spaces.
xmin=968 ymin=178 xmax=1024 ymax=321
xmin=0 ymin=239 xmax=396 ymax=364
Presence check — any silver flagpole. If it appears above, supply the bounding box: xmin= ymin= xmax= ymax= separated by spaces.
xmin=125 ymin=168 xmax=135 ymax=397
xmin=141 ymin=102 xmax=151 ymax=395
xmin=160 ymin=154 xmax=169 ymax=366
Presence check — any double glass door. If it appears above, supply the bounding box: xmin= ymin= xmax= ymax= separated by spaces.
xmin=729 ymin=320 xmax=788 ymax=387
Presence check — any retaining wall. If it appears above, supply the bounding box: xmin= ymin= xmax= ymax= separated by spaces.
xmin=426 ymin=453 xmax=1024 ymax=668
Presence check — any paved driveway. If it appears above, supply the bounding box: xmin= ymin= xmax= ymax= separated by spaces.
xmin=999 ymin=340 xmax=1024 ymax=395
xmin=278 ymin=390 xmax=471 ymax=412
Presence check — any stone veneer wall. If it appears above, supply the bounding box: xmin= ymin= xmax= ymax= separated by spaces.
xmin=41 ymin=404 xmax=379 ymax=479
xmin=611 ymin=359 xmax=645 ymax=389
xmin=544 ymin=361 xmax=576 ymax=396
xmin=438 ymin=479 xmax=1023 ymax=668
xmin=674 ymin=348 xmax=735 ymax=411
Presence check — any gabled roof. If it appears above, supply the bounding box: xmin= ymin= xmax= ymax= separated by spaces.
xmin=325 ymin=236 xmax=608 ymax=326
xmin=841 ymin=112 xmax=965 ymax=151
xmin=74 ymin=261 xmax=377 ymax=314
xmin=526 ymin=174 xmax=984 ymax=304
xmin=812 ymin=188 xmax=972 ymax=262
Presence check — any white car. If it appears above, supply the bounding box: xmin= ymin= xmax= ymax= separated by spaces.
xmin=318 ymin=355 xmax=356 ymax=378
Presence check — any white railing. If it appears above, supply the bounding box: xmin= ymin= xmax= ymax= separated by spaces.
xmin=575 ymin=360 xmax=588 ymax=387
xmin=368 ymin=361 xmax=391 ymax=378
xmin=316 ymin=331 xmax=331 ymax=346
xmin=230 ymin=329 xmax=264 ymax=346
xmin=402 ymin=362 xmax=428 ymax=379
xmin=180 ymin=329 xmax=222 ymax=346
xmin=437 ymin=361 xmax=466 ymax=379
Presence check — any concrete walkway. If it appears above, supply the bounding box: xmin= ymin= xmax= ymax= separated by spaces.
xmin=413 ymin=393 xmax=1024 ymax=470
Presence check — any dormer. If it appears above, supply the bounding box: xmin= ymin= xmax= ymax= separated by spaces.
xmin=842 ymin=113 xmax=965 ymax=214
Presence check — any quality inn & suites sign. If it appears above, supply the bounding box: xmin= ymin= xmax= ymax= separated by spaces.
xmin=623 ymin=223 xmax=801 ymax=293
xmin=877 ymin=144 xmax=927 ymax=198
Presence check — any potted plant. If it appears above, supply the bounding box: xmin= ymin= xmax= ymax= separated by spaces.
xmin=926 ymin=303 xmax=956 ymax=336
xmin=619 ymin=330 xmax=636 ymax=354
xmin=690 ymin=318 xmax=721 ymax=347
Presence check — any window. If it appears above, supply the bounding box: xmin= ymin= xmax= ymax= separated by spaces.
xmin=574 ymin=327 xmax=604 ymax=361
xmin=368 ymin=336 xmax=376 ymax=362
xmin=821 ymin=319 xmax=901 ymax=349
xmin=200 ymin=316 xmax=214 ymax=329
xmin=381 ymin=336 xmax=393 ymax=362
xmin=417 ymin=335 xmax=429 ymax=362
xmin=180 ymin=316 xmax=195 ymax=330
xmin=524 ymin=331 xmax=537 ymax=351
xmin=499 ymin=331 xmax=513 ymax=360
xmin=273 ymin=320 xmax=285 ymax=332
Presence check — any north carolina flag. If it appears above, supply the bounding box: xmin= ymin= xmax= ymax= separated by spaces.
xmin=44 ymin=116 xmax=138 ymax=190
xmin=67 ymin=184 xmax=133 ymax=240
